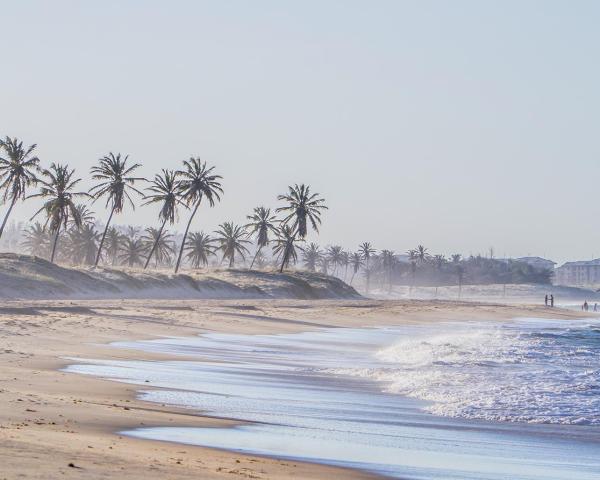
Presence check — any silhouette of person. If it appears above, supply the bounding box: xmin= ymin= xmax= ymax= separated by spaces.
xmin=594 ymin=303 xmax=598 ymax=312
xmin=550 ymin=294 xmax=554 ymax=307
xmin=545 ymin=294 xmax=548 ymax=307
xmin=583 ymin=301 xmax=589 ymax=312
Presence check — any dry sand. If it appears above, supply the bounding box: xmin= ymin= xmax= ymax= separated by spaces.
xmin=0 ymin=298 xmax=591 ymax=479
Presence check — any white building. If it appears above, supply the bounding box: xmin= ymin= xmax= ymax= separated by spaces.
xmin=554 ymin=259 xmax=600 ymax=286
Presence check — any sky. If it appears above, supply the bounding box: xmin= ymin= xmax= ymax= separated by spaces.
xmin=2 ymin=0 xmax=600 ymax=263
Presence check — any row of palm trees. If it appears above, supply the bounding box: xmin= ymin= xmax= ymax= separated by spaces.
xmin=0 ymin=136 xmax=328 ymax=272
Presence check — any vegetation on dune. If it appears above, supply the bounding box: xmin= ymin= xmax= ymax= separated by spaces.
xmin=349 ymin=252 xmax=363 ymax=285
xmin=273 ymin=225 xmax=300 ymax=272
xmin=185 ymin=231 xmax=216 ymax=268
xmin=174 ymin=157 xmax=223 ymax=273
xmin=359 ymin=242 xmax=376 ymax=293
xmin=141 ymin=227 xmax=175 ymax=268
xmin=245 ymin=206 xmax=279 ymax=269
xmin=29 ymin=163 xmax=88 ymax=263
xmin=118 ymin=235 xmax=147 ymax=267
xmin=0 ymin=135 xmax=553 ymax=294
xmin=214 ymin=221 xmax=251 ymax=268
xmin=141 ymin=169 xmax=182 ymax=269
xmin=90 ymin=152 xmax=144 ymax=267
xmin=276 ymin=184 xmax=327 ymax=239
xmin=0 ymin=137 xmax=40 ymax=239
xmin=302 ymin=243 xmax=322 ymax=272
xmin=104 ymin=227 xmax=125 ymax=266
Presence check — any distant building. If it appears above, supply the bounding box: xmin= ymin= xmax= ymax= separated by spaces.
xmin=515 ymin=257 xmax=557 ymax=272
xmin=554 ymin=259 xmax=600 ymax=286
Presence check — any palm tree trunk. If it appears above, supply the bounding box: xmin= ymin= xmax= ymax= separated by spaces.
xmin=95 ymin=206 xmax=115 ymax=267
xmin=279 ymin=252 xmax=286 ymax=273
xmin=50 ymin=224 xmax=61 ymax=263
xmin=175 ymin=199 xmax=200 ymax=274
xmin=0 ymin=197 xmax=17 ymax=240
xmin=279 ymin=234 xmax=296 ymax=273
xmin=350 ymin=270 xmax=356 ymax=285
xmin=250 ymin=245 xmax=263 ymax=269
xmin=144 ymin=218 xmax=167 ymax=269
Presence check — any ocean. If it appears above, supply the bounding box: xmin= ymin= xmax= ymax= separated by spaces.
xmin=65 ymin=317 xmax=600 ymax=479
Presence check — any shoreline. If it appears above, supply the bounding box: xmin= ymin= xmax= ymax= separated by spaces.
xmin=0 ymin=298 xmax=593 ymax=479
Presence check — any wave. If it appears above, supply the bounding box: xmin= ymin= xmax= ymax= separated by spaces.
xmin=328 ymin=320 xmax=600 ymax=425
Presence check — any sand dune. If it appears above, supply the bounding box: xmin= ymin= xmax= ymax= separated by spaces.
xmin=0 ymin=253 xmax=360 ymax=300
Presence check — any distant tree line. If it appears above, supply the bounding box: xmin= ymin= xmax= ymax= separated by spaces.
xmin=298 ymin=244 xmax=553 ymax=292
xmin=0 ymin=136 xmax=326 ymax=272
xmin=0 ymin=136 xmax=553 ymax=289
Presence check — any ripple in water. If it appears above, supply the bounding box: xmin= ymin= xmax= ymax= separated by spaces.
xmin=332 ymin=318 xmax=600 ymax=425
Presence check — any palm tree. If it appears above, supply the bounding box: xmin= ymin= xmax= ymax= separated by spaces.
xmin=174 ymin=158 xmax=223 ymax=273
xmin=319 ymin=255 xmax=330 ymax=275
xmin=71 ymin=204 xmax=95 ymax=227
xmin=415 ymin=245 xmax=430 ymax=264
xmin=21 ymin=222 xmax=51 ymax=257
xmin=124 ymin=225 xmax=140 ymax=240
xmin=407 ymin=249 xmax=418 ymax=295
xmin=214 ymin=222 xmax=250 ymax=268
xmin=432 ymin=254 xmax=446 ymax=298
xmin=105 ymin=227 xmax=124 ymax=265
xmin=302 ymin=243 xmax=322 ymax=272
xmin=273 ymin=225 xmax=301 ymax=272
xmin=245 ymin=206 xmax=279 ymax=269
xmin=0 ymin=137 xmax=40 ymax=239
xmin=118 ymin=237 xmax=147 ymax=267
xmin=381 ymin=249 xmax=396 ymax=293
xmin=253 ymin=249 xmax=268 ymax=269
xmin=185 ymin=231 xmax=216 ymax=268
xmin=141 ymin=227 xmax=175 ymax=267
xmin=29 ymin=163 xmax=88 ymax=263
xmin=359 ymin=242 xmax=376 ymax=293
xmin=66 ymin=223 xmax=101 ymax=265
xmin=326 ymin=245 xmax=344 ymax=276
xmin=349 ymin=252 xmax=364 ymax=284
xmin=452 ymin=254 xmax=464 ymax=299
xmin=340 ymin=250 xmax=350 ymax=281
xmin=142 ymin=169 xmax=182 ymax=269
xmin=90 ymin=152 xmax=143 ymax=267
xmin=276 ymin=184 xmax=327 ymax=239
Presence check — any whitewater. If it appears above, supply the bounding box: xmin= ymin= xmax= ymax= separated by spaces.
xmin=332 ymin=318 xmax=600 ymax=425
xmin=66 ymin=317 xmax=600 ymax=479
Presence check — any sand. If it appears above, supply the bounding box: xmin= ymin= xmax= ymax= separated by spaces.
xmin=0 ymin=298 xmax=591 ymax=479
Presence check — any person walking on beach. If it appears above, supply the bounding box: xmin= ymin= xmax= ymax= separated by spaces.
xmin=583 ymin=301 xmax=589 ymax=312
xmin=545 ymin=294 xmax=548 ymax=307
xmin=550 ymin=294 xmax=554 ymax=307
xmin=594 ymin=303 xmax=598 ymax=312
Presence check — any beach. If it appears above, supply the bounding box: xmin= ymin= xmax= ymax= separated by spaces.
xmin=0 ymin=299 xmax=597 ymax=479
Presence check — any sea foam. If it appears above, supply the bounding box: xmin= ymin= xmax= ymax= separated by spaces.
xmin=328 ymin=319 xmax=600 ymax=425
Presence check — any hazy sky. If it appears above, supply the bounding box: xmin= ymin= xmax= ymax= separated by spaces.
xmin=2 ymin=0 xmax=599 ymax=263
